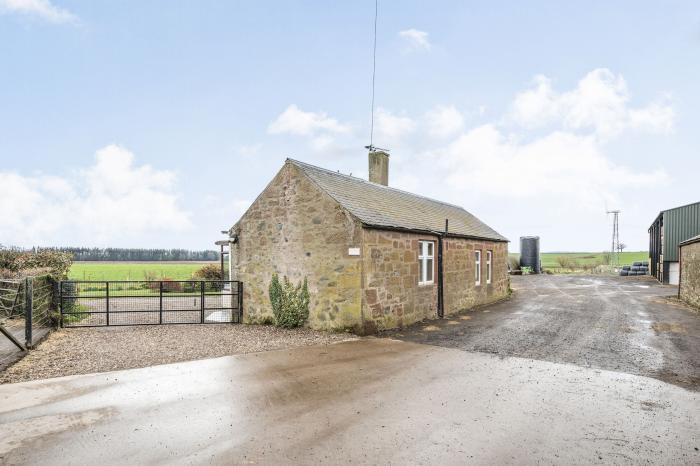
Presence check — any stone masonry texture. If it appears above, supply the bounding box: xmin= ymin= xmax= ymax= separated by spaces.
xmin=231 ymin=161 xmax=509 ymax=333
xmin=231 ymin=162 xmax=364 ymax=331
xmin=361 ymin=230 xmax=508 ymax=332
xmin=680 ymin=241 xmax=700 ymax=309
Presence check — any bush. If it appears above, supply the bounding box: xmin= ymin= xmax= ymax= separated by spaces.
xmin=161 ymin=278 xmax=182 ymax=293
xmin=0 ymin=247 xmax=72 ymax=279
xmin=268 ymin=273 xmax=310 ymax=328
xmin=194 ymin=263 xmax=223 ymax=281
xmin=193 ymin=264 xmax=224 ymax=291
xmin=507 ymin=256 xmax=520 ymax=271
xmin=555 ymin=256 xmax=579 ymax=270
xmin=194 ymin=263 xmax=224 ymax=291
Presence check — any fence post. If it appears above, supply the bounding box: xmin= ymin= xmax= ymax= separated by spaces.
xmin=52 ymin=278 xmax=60 ymax=328
xmin=58 ymin=280 xmax=64 ymax=328
xmin=105 ymin=281 xmax=110 ymax=326
xmin=200 ymin=281 xmax=205 ymax=323
xmin=159 ymin=281 xmax=163 ymax=324
xmin=24 ymin=277 xmax=33 ymax=348
xmin=237 ymin=281 xmax=243 ymax=323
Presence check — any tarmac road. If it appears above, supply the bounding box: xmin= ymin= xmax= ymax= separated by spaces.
xmin=388 ymin=274 xmax=700 ymax=391
xmin=1 ymin=274 xmax=699 ymax=464
xmin=0 ymin=338 xmax=698 ymax=465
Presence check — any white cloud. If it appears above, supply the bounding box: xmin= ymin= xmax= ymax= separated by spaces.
xmin=399 ymin=28 xmax=431 ymax=52
xmin=0 ymin=145 xmax=191 ymax=246
xmin=268 ymin=104 xmax=349 ymax=136
xmin=268 ymin=105 xmax=351 ymax=152
xmin=0 ymin=0 xmax=76 ymax=23
xmin=371 ymin=68 xmax=673 ymax=250
xmin=374 ymin=107 xmax=415 ymax=144
xmin=510 ymin=69 xmax=674 ymax=137
xmin=425 ymin=105 xmax=465 ymax=138
xmin=440 ymin=125 xmax=668 ymax=208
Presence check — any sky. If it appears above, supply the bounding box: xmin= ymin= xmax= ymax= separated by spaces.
xmin=0 ymin=0 xmax=699 ymax=252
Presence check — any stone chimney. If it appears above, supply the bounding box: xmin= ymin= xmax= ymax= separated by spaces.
xmin=368 ymin=150 xmax=389 ymax=186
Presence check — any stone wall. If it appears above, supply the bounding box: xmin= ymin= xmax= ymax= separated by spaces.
xmin=360 ymin=229 xmax=509 ymax=332
xmin=680 ymin=241 xmax=700 ymax=309
xmin=230 ymin=162 xmax=364 ymax=331
xmin=443 ymin=238 xmax=509 ymax=314
xmin=361 ymin=230 xmax=439 ymax=332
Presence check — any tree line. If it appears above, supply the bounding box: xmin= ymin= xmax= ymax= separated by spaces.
xmin=21 ymin=247 xmax=220 ymax=262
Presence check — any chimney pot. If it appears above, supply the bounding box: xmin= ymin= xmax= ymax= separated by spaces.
xmin=368 ymin=150 xmax=389 ymax=186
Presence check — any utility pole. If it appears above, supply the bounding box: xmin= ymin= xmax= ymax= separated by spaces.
xmin=607 ymin=210 xmax=620 ymax=267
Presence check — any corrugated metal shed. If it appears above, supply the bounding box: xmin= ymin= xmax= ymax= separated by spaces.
xmin=661 ymin=202 xmax=700 ymax=261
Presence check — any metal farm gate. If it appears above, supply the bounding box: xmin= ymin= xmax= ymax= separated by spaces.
xmin=59 ymin=280 xmax=242 ymax=327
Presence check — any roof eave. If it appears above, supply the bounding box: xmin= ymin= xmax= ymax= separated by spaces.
xmin=679 ymin=236 xmax=700 ymax=247
xmin=361 ymin=223 xmax=509 ymax=243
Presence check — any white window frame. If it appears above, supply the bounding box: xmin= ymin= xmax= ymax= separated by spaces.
xmin=475 ymin=250 xmax=481 ymax=286
xmin=486 ymin=250 xmax=492 ymax=285
xmin=418 ymin=240 xmax=434 ymax=285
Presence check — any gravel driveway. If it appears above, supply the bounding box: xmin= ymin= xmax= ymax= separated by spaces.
xmin=0 ymin=325 xmax=354 ymax=384
xmin=386 ymin=274 xmax=700 ymax=390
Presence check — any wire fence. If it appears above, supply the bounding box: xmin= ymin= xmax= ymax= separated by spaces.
xmin=0 ymin=275 xmax=57 ymax=370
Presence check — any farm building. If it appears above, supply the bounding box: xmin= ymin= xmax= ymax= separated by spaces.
xmin=648 ymin=201 xmax=700 ymax=284
xmin=225 ymin=151 xmax=509 ymax=333
xmin=679 ymin=234 xmax=700 ymax=308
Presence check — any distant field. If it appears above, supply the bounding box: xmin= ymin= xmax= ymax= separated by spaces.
xmin=509 ymin=252 xmax=649 ymax=268
xmin=68 ymin=261 xmax=215 ymax=281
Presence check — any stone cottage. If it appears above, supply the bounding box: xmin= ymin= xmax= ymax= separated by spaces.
xmin=227 ymin=151 xmax=509 ymax=333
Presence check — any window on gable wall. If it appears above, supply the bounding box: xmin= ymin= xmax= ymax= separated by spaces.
xmin=487 ymin=250 xmax=492 ymax=284
xmin=475 ymin=250 xmax=481 ymax=285
xmin=419 ymin=241 xmax=434 ymax=285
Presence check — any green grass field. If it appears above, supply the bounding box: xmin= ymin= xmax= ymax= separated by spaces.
xmin=509 ymin=251 xmax=648 ymax=268
xmin=68 ymin=261 xmax=215 ymax=281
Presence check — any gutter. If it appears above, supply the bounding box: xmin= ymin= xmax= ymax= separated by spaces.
xmin=678 ymin=244 xmax=682 ymax=299
xmin=360 ymin=223 xmax=509 ymax=243
xmin=437 ymin=220 xmax=447 ymax=318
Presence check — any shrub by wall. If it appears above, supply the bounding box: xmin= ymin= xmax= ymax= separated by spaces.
xmin=268 ymin=273 xmax=310 ymax=328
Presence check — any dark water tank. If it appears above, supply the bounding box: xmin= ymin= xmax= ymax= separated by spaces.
xmin=520 ymin=236 xmax=541 ymax=273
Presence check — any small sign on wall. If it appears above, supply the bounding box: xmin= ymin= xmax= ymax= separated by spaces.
xmin=348 ymin=247 xmax=361 ymax=256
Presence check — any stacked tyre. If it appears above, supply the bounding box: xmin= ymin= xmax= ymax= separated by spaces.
xmin=620 ymin=261 xmax=649 ymax=276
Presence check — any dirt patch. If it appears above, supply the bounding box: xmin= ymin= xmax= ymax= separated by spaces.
xmin=651 ymin=322 xmax=687 ymax=334
xmin=653 ymin=296 xmax=700 ymax=314
xmin=0 ymin=325 xmax=355 ymax=384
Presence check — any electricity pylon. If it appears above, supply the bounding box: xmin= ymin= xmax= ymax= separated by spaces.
xmin=607 ymin=210 xmax=620 ymax=267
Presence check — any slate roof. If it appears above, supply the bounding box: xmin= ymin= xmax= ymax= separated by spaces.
xmin=289 ymin=159 xmax=508 ymax=242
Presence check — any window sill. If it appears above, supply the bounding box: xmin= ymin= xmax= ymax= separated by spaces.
xmin=418 ymin=281 xmax=434 ymax=287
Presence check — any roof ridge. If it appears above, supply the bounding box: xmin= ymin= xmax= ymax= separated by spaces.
xmin=286 ymin=158 xmax=467 ymax=211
